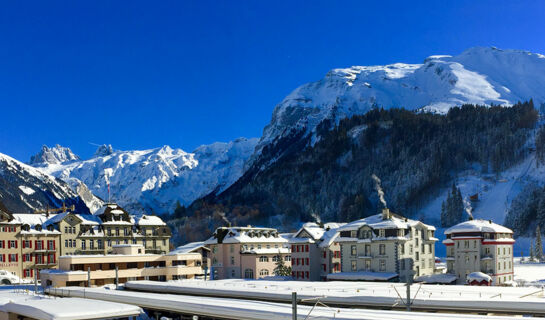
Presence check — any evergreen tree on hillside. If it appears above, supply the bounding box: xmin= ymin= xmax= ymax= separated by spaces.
xmin=441 ymin=184 xmax=464 ymax=227
xmin=536 ymin=226 xmax=543 ymax=261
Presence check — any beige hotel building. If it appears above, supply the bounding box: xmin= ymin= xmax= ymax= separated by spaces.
xmin=205 ymin=226 xmax=291 ymax=279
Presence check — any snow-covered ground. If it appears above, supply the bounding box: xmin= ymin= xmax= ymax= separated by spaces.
xmin=514 ymin=257 xmax=545 ymax=286
xmin=48 ymin=285 xmax=538 ymax=320
xmin=0 ymin=289 xmax=142 ymax=320
xmin=123 ymin=279 xmax=545 ymax=315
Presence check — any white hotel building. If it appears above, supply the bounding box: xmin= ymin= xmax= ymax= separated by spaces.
xmin=443 ymin=219 xmax=515 ymax=285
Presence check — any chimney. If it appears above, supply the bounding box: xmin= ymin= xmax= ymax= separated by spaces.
xmin=382 ymin=208 xmax=391 ymax=220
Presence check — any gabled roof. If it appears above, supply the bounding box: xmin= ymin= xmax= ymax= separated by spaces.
xmin=170 ymin=241 xmax=209 ymax=254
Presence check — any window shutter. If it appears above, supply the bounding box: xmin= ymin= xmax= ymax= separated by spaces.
xmin=22 ymin=241 xmax=25 ymax=249
xmin=15 ymin=241 xmax=17 ymax=249
xmin=29 ymin=240 xmax=32 ymax=248
xmin=7 ymin=241 xmax=10 ymax=249
xmin=15 ymin=255 xmax=18 ymax=262
xmin=22 ymin=254 xmax=25 ymax=262
xmin=35 ymin=240 xmax=38 ymax=249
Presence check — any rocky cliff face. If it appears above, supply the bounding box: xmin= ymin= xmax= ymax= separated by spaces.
xmin=33 ymin=138 xmax=258 ymax=214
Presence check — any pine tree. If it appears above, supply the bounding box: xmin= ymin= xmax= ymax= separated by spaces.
xmin=273 ymin=252 xmax=291 ymax=277
xmin=536 ymin=226 xmax=543 ymax=261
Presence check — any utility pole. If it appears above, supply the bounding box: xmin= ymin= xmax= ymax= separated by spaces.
xmin=292 ymin=292 xmax=297 ymax=320
xmin=115 ymin=266 xmax=119 ymax=289
xmin=406 ymin=269 xmax=414 ymax=311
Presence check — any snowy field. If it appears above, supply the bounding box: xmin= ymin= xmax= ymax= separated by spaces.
xmin=514 ymin=257 xmax=545 ymax=286
xmin=48 ymin=285 xmax=539 ymax=320
xmin=124 ymin=279 xmax=545 ymax=315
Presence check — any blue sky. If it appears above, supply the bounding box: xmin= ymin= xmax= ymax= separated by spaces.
xmin=1 ymin=1 xmax=545 ymax=161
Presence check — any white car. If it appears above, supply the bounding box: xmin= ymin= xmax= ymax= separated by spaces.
xmin=0 ymin=270 xmax=21 ymax=285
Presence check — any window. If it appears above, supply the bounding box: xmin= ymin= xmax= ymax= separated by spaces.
xmin=474 ymin=240 xmax=477 ymax=248
xmin=428 ymin=244 xmax=432 ymax=253
xmin=379 ymin=244 xmax=385 ymax=255
xmin=81 ymin=240 xmax=86 ymax=250
xmin=415 ymin=238 xmax=419 ymax=246
xmin=421 ymin=244 xmax=425 ymax=253
xmin=259 ymin=269 xmax=269 ymax=276
xmin=485 ymin=247 xmax=490 ymax=255
xmin=415 ymin=252 xmax=419 ymax=261
xmin=379 ymin=229 xmax=385 ymax=237
xmin=400 ymin=244 xmax=405 ymax=255
xmin=231 ymin=270 xmax=235 ymax=278
xmin=244 ymin=268 xmax=254 ymax=279
xmin=285 ymin=256 xmax=291 ymax=262
xmin=498 ymin=247 xmax=500 ymax=255
xmin=231 ymin=256 xmax=235 ymax=265
xmin=115 ymin=227 xmax=120 ymax=236
xmin=503 ymin=247 xmax=506 ymax=255
xmin=124 ymin=239 xmax=128 ymax=244
xmin=409 ymin=245 xmax=413 ymax=254
xmin=429 ymin=259 xmax=433 ymax=268
xmin=464 ymin=240 xmax=469 ymax=248
xmin=365 ymin=245 xmax=370 ymax=256
xmin=351 ymin=260 xmax=357 ymax=271
xmin=132 ymin=239 xmax=137 ymax=245
xmin=379 ymin=259 xmax=386 ymax=271
xmin=465 ymin=256 xmax=469 ymax=263
xmin=350 ymin=245 xmax=357 ymax=256
xmin=259 ymin=256 xmax=269 ymax=262
xmin=90 ymin=240 xmax=94 ymax=249
xmin=97 ymin=239 xmax=103 ymax=249
xmin=400 ymin=260 xmax=405 ymax=270
xmin=498 ymin=262 xmax=501 ymax=270
xmin=65 ymin=240 xmax=69 ymax=247
xmin=272 ymin=255 xmax=279 ymax=262
xmin=257 ymin=244 xmax=262 ymax=250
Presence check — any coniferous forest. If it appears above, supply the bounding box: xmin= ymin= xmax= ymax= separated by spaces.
xmin=168 ymin=101 xmax=537 ymax=243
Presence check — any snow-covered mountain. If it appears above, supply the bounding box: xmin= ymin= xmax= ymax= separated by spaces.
xmin=0 ymin=152 xmax=90 ymax=214
xmin=256 ymin=47 xmax=545 ymax=155
xmin=29 ymin=144 xmax=80 ymax=165
xmin=34 ymin=138 xmax=258 ymax=214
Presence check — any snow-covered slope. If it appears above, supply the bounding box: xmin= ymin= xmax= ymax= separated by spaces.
xmin=29 ymin=144 xmax=80 ymax=165
xmin=36 ymin=138 xmax=258 ymax=214
xmin=257 ymin=47 xmax=545 ymax=154
xmin=0 ymin=152 xmax=90 ymax=213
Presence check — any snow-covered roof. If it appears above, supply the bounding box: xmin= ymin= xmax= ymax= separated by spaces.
xmin=444 ymin=219 xmax=513 ymax=235
xmin=136 ymin=214 xmax=166 ymax=226
xmin=10 ymin=213 xmax=60 ymax=234
xmin=204 ymin=226 xmax=287 ymax=244
xmin=467 ymin=272 xmax=492 ymax=283
xmin=326 ymin=271 xmax=398 ymax=281
xmin=241 ymin=248 xmax=290 ymax=254
xmin=0 ymin=292 xmax=142 ymax=320
xmin=290 ymin=222 xmax=346 ymax=247
xmin=339 ymin=213 xmax=434 ymax=231
xmin=170 ymin=241 xmax=208 ymax=254
xmin=415 ymin=273 xmax=458 ymax=284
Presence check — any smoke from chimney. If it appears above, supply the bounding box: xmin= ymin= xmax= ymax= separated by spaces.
xmin=463 ymin=198 xmax=474 ymax=220
xmin=310 ymin=211 xmax=322 ymax=225
xmin=217 ymin=211 xmax=232 ymax=227
xmin=371 ymin=174 xmax=387 ymax=208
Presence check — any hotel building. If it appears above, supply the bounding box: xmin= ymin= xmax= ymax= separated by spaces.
xmin=443 ymin=219 xmax=514 ymax=285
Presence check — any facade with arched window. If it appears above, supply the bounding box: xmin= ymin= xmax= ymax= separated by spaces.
xmin=205 ymin=226 xmax=290 ymax=280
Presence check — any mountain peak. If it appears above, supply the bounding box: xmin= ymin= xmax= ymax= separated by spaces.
xmin=94 ymin=144 xmax=115 ymax=157
xmin=29 ymin=144 xmax=80 ymax=165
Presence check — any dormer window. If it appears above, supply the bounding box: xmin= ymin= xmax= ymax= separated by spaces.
xmin=379 ymin=229 xmax=385 ymax=237
xmin=35 ymin=224 xmax=42 ymax=231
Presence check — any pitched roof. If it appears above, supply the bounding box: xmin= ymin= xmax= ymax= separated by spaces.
xmin=444 ymin=219 xmax=513 ymax=235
